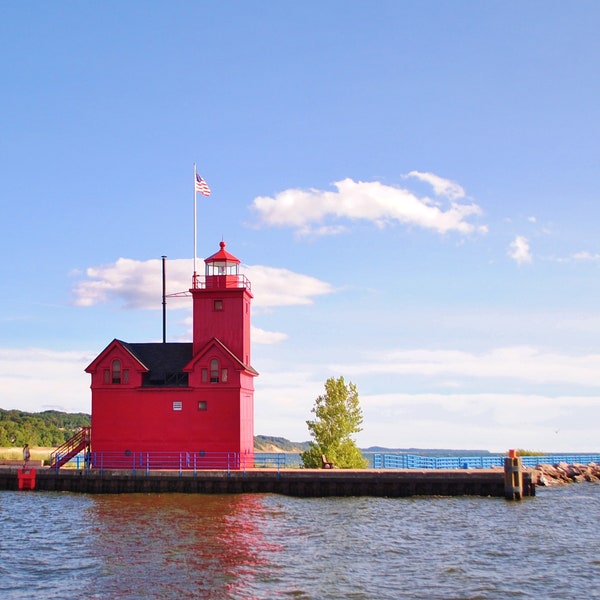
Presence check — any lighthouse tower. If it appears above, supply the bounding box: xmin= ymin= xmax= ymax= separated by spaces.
xmin=84 ymin=241 xmax=257 ymax=469
xmin=187 ymin=241 xmax=257 ymax=460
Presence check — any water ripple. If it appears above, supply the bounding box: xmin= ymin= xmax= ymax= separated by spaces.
xmin=1 ymin=484 xmax=600 ymax=598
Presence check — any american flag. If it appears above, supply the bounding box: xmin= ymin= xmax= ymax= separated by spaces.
xmin=195 ymin=173 xmax=211 ymax=196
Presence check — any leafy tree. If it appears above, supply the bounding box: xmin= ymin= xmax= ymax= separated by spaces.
xmin=0 ymin=409 xmax=90 ymax=446
xmin=300 ymin=376 xmax=368 ymax=469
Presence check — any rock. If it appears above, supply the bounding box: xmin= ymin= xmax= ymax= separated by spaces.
xmin=533 ymin=462 xmax=600 ymax=486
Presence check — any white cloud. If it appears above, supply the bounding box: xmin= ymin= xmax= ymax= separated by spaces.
xmin=4 ymin=344 xmax=600 ymax=452
xmin=0 ymin=348 xmax=93 ymax=414
xmin=251 ymin=176 xmax=487 ymax=237
xmin=72 ymin=257 xmax=182 ymax=310
xmin=356 ymin=392 xmax=600 ymax=452
xmin=404 ymin=171 xmax=466 ymax=200
xmin=508 ymin=235 xmax=532 ymax=265
xmin=71 ymin=258 xmax=334 ymax=345
xmin=252 ymin=342 xmax=600 ymax=452
xmin=329 ymin=345 xmax=600 ymax=387
xmin=244 ymin=265 xmax=334 ymax=308
xmin=251 ymin=326 xmax=288 ymax=345
xmin=72 ymin=258 xmax=335 ymax=311
xmin=572 ymin=251 xmax=600 ymax=262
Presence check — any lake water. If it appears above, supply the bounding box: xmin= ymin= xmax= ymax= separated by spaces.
xmin=1 ymin=484 xmax=599 ymax=599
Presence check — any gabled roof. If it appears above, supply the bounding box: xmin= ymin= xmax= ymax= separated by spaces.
xmin=185 ymin=337 xmax=259 ymax=376
xmin=121 ymin=342 xmax=193 ymax=380
xmin=85 ymin=338 xmax=193 ymax=377
xmin=86 ymin=337 xmax=258 ymax=380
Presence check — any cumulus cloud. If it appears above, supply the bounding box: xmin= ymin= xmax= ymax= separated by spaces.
xmin=508 ymin=235 xmax=532 ymax=265
xmin=251 ymin=326 xmax=288 ymax=344
xmin=330 ymin=345 xmax=600 ymax=387
xmin=253 ymin=348 xmax=600 ymax=450
xmin=72 ymin=257 xmax=182 ymax=310
xmin=71 ymin=258 xmax=334 ymax=344
xmin=244 ymin=265 xmax=334 ymax=307
xmin=0 ymin=348 xmax=93 ymax=413
xmin=404 ymin=171 xmax=466 ymax=200
xmin=5 ymin=343 xmax=600 ymax=451
xmin=250 ymin=175 xmax=487 ymax=237
xmin=356 ymin=391 xmax=600 ymax=452
xmin=72 ymin=258 xmax=335 ymax=311
xmin=572 ymin=251 xmax=600 ymax=262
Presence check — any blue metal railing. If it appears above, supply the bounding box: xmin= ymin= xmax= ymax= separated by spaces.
xmin=373 ymin=453 xmax=600 ymax=470
xmin=253 ymin=453 xmax=289 ymax=469
xmin=57 ymin=450 xmax=600 ymax=473
xmin=78 ymin=451 xmax=291 ymax=475
xmin=92 ymin=451 xmax=242 ymax=475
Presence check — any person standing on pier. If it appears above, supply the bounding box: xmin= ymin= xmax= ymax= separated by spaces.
xmin=22 ymin=444 xmax=30 ymax=467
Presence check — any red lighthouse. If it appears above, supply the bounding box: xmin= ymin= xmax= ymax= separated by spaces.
xmin=82 ymin=242 xmax=257 ymax=470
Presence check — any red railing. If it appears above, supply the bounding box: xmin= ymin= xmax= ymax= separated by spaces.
xmin=49 ymin=427 xmax=91 ymax=469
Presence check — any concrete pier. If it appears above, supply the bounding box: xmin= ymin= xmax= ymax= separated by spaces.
xmin=0 ymin=467 xmax=535 ymax=498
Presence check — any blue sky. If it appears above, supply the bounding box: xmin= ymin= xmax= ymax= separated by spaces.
xmin=2 ymin=1 xmax=600 ymax=452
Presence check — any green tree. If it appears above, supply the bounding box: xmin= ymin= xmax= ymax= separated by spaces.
xmin=300 ymin=376 xmax=368 ymax=469
xmin=0 ymin=409 xmax=90 ymax=446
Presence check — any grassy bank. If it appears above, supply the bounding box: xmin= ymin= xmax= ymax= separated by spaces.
xmin=0 ymin=447 xmax=54 ymax=463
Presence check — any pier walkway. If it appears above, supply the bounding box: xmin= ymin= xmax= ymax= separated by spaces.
xmin=0 ymin=466 xmax=535 ymax=498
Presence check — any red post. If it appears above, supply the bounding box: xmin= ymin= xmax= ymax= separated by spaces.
xmin=17 ymin=468 xmax=36 ymax=490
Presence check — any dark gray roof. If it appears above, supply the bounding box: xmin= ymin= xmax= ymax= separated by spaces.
xmin=119 ymin=341 xmax=193 ymax=378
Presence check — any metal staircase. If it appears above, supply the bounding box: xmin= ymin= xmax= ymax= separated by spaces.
xmin=49 ymin=427 xmax=91 ymax=469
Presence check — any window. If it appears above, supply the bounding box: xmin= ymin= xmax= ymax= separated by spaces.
xmin=123 ymin=369 xmax=130 ymax=384
xmin=173 ymin=401 xmax=182 ymax=411
xmin=221 ymin=368 xmax=228 ymax=383
xmin=201 ymin=368 xmax=208 ymax=383
xmin=210 ymin=359 xmax=219 ymax=383
xmin=103 ymin=369 xmax=110 ymax=384
xmin=214 ymin=299 xmax=223 ymax=311
xmin=112 ymin=360 xmax=121 ymax=384
xmin=198 ymin=401 xmax=207 ymax=411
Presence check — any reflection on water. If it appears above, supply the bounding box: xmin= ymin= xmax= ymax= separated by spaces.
xmin=83 ymin=494 xmax=281 ymax=599
xmin=1 ymin=485 xmax=600 ymax=599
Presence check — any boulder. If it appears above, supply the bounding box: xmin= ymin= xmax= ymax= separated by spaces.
xmin=535 ymin=462 xmax=600 ymax=486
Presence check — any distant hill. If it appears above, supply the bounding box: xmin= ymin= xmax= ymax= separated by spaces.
xmin=254 ymin=435 xmax=310 ymax=452
xmin=0 ymin=409 xmax=91 ymax=447
xmin=254 ymin=438 xmax=496 ymax=456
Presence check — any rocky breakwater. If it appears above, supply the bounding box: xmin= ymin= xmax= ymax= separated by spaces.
xmin=535 ymin=462 xmax=600 ymax=486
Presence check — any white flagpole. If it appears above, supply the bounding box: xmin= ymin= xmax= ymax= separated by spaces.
xmin=193 ymin=163 xmax=198 ymax=288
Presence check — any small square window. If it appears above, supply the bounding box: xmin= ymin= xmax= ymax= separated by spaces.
xmin=173 ymin=401 xmax=182 ymax=411
xmin=214 ymin=300 xmax=223 ymax=311
xmin=198 ymin=401 xmax=207 ymax=411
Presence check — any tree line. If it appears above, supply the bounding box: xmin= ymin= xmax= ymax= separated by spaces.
xmin=0 ymin=409 xmax=90 ymax=447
